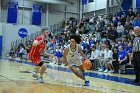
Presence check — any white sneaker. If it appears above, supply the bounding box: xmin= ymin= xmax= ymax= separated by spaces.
xmin=38 ymin=77 xmax=44 ymax=83
xmin=108 ymin=70 xmax=112 ymax=73
xmin=32 ymin=72 xmax=38 ymax=78
xmin=111 ymin=70 xmax=114 ymax=73
xmin=98 ymin=69 xmax=102 ymax=72
xmin=104 ymin=69 xmax=108 ymax=73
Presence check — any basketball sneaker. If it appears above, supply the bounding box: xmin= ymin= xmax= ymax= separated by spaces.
xmin=38 ymin=77 xmax=44 ymax=83
xmin=32 ymin=72 xmax=38 ymax=78
xmin=98 ymin=68 xmax=102 ymax=72
xmin=84 ymin=80 xmax=90 ymax=86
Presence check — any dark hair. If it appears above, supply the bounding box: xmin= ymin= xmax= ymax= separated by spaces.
xmin=113 ymin=47 xmax=118 ymax=53
xmin=106 ymin=45 xmax=110 ymax=49
xmin=112 ymin=40 xmax=116 ymax=43
xmin=106 ymin=40 xmax=110 ymax=45
xmin=70 ymin=35 xmax=81 ymax=44
xmin=123 ymin=39 xmax=128 ymax=43
xmin=91 ymin=45 xmax=96 ymax=49
xmin=18 ymin=43 xmax=25 ymax=49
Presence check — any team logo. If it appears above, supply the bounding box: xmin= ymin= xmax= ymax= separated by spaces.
xmin=18 ymin=28 xmax=28 ymax=38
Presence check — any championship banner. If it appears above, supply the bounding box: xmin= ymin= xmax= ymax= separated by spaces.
xmin=88 ymin=0 xmax=94 ymax=3
xmin=82 ymin=0 xmax=87 ymax=5
xmin=136 ymin=0 xmax=140 ymax=12
xmin=7 ymin=0 xmax=18 ymax=23
xmin=32 ymin=4 xmax=42 ymax=25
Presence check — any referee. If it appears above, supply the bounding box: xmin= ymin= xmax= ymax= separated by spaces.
xmin=132 ymin=26 xmax=140 ymax=85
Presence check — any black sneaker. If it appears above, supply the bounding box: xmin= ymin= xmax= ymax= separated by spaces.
xmin=133 ymin=79 xmax=139 ymax=84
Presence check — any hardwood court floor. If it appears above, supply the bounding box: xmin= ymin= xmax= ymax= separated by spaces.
xmin=0 ymin=80 xmax=101 ymax=93
xmin=0 ymin=60 xmax=101 ymax=93
xmin=0 ymin=59 xmax=140 ymax=93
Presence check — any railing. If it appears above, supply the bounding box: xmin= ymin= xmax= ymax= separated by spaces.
xmin=10 ymin=21 xmax=64 ymax=49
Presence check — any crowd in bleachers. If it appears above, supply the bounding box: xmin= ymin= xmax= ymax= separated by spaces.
xmin=9 ymin=40 xmax=32 ymax=61
xmin=49 ymin=8 xmax=140 ymax=73
xmin=9 ymin=8 xmax=140 ymax=74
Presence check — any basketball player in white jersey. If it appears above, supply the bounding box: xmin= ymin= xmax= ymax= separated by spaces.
xmin=63 ymin=35 xmax=90 ymax=86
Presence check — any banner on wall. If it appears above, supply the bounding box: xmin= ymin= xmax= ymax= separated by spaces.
xmin=32 ymin=4 xmax=42 ymax=25
xmin=88 ymin=0 xmax=94 ymax=3
xmin=7 ymin=0 xmax=18 ymax=23
xmin=0 ymin=36 xmax=2 ymax=58
xmin=18 ymin=28 xmax=28 ymax=38
xmin=121 ymin=0 xmax=132 ymax=11
xmin=82 ymin=0 xmax=87 ymax=5
xmin=136 ymin=0 xmax=140 ymax=12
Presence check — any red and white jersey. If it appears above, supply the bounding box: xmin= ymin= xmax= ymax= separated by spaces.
xmin=29 ymin=36 xmax=46 ymax=57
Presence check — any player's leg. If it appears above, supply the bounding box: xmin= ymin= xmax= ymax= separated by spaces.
xmin=32 ymin=66 xmax=40 ymax=78
xmin=39 ymin=62 xmax=46 ymax=77
xmin=29 ymin=55 xmax=40 ymax=78
xmin=78 ymin=65 xmax=90 ymax=86
xmin=36 ymin=61 xmax=46 ymax=83
xmin=78 ymin=65 xmax=85 ymax=75
xmin=30 ymin=56 xmax=45 ymax=83
xmin=68 ymin=60 xmax=89 ymax=86
xmin=69 ymin=66 xmax=85 ymax=80
xmin=76 ymin=60 xmax=85 ymax=77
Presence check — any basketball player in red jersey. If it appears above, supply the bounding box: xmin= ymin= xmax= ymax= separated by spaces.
xmin=29 ymin=27 xmax=52 ymax=83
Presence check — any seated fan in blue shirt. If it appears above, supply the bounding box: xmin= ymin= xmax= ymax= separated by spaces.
xmin=55 ymin=49 xmax=63 ymax=65
xmin=126 ymin=41 xmax=133 ymax=65
xmin=118 ymin=46 xmax=128 ymax=65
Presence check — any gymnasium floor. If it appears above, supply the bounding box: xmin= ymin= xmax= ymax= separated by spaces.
xmin=0 ymin=59 xmax=140 ymax=93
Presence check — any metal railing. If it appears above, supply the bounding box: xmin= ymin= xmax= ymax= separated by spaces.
xmin=10 ymin=21 xmax=64 ymax=49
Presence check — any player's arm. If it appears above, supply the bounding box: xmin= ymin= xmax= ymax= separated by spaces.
xmin=33 ymin=39 xmax=43 ymax=46
xmin=79 ymin=46 xmax=88 ymax=60
xmin=63 ymin=48 xmax=69 ymax=66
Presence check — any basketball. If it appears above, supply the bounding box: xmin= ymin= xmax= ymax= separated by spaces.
xmin=82 ymin=59 xmax=92 ymax=70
